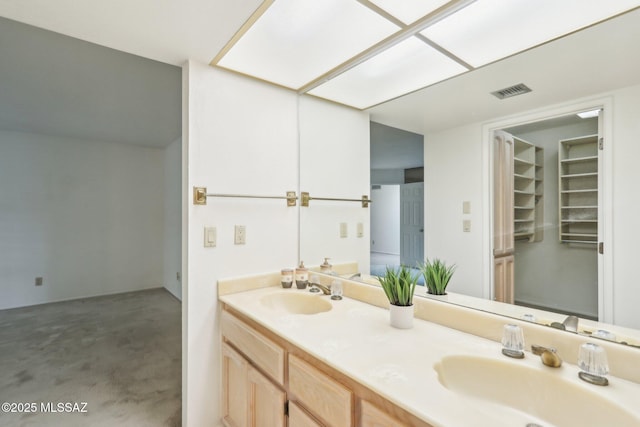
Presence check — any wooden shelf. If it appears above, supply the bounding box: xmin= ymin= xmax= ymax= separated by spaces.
xmin=559 ymin=135 xmax=598 ymax=244
xmin=513 ymin=137 xmax=543 ymax=243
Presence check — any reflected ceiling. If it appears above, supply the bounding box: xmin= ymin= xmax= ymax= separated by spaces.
xmin=213 ymin=0 xmax=640 ymax=109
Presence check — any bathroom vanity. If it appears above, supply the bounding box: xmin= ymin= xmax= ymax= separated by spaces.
xmin=218 ymin=274 xmax=640 ymax=427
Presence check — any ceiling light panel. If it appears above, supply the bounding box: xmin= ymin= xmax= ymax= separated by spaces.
xmin=216 ymin=0 xmax=399 ymax=89
xmin=420 ymin=0 xmax=640 ymax=67
xmin=367 ymin=0 xmax=452 ymax=24
xmin=308 ymin=36 xmax=467 ymax=109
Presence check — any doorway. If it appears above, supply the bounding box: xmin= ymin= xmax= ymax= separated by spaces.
xmin=492 ymin=110 xmax=602 ymax=319
xmin=370 ymin=122 xmax=424 ymax=275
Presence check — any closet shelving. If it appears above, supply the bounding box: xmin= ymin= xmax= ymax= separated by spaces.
xmin=558 ymin=134 xmax=598 ymax=244
xmin=513 ymin=137 xmax=543 ymax=242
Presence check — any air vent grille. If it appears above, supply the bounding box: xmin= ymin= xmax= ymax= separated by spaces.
xmin=491 ymin=83 xmax=532 ymax=99
xmin=371 ymin=185 xmax=382 ymax=190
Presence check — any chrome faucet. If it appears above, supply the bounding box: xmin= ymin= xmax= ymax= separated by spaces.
xmin=531 ymin=344 xmax=563 ymax=367
xmin=348 ymin=273 xmax=361 ymax=280
xmin=308 ymin=282 xmax=331 ymax=295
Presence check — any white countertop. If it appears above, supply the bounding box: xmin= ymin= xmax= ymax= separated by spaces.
xmin=219 ymin=286 xmax=640 ymax=427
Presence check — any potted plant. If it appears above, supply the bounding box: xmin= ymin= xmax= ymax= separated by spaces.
xmin=420 ymin=258 xmax=456 ymax=296
xmin=378 ymin=265 xmax=419 ymax=329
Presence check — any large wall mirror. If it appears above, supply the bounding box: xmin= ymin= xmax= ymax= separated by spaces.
xmin=299 ymin=8 xmax=640 ymax=348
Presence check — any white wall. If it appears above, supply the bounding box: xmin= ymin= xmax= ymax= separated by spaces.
xmin=164 ymin=137 xmax=182 ymax=299
xmin=183 ymin=62 xmax=299 ymax=426
xmin=0 ymin=130 xmax=165 ymax=310
xmin=424 ymin=123 xmax=484 ymax=298
xmin=370 ymin=185 xmax=400 ymax=254
xmin=611 ymin=84 xmax=640 ymax=329
xmin=299 ymin=95 xmax=371 ymax=273
xmin=424 ymin=83 xmax=640 ymax=329
xmin=511 ymin=121 xmax=598 ymax=318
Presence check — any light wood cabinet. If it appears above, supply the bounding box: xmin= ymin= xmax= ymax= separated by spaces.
xmin=558 ymin=134 xmax=598 ymax=244
xmin=221 ymin=310 xmax=285 ymax=385
xmin=288 ymin=401 xmax=324 ymax=427
xmin=222 ymin=342 xmax=249 ymax=427
xmin=494 ymin=255 xmax=514 ymax=304
xmin=248 ymin=366 xmax=286 ymax=427
xmin=360 ymin=400 xmax=409 ymax=427
xmin=222 ymin=341 xmax=286 ymax=427
xmin=221 ymin=308 xmax=433 ymax=427
xmin=493 ymin=131 xmax=514 ymax=257
xmin=289 ymin=354 xmax=353 ymax=427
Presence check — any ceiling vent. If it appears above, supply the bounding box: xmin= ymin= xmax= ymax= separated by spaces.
xmin=491 ymin=83 xmax=532 ymax=100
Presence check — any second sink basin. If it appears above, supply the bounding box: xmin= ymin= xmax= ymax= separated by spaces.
xmin=434 ymin=355 xmax=639 ymax=427
xmin=260 ymin=291 xmax=332 ymax=315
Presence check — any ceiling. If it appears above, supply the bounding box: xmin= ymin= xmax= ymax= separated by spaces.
xmin=369 ymin=7 xmax=640 ymax=134
xmin=1 ymin=1 xmax=639 ymax=141
xmin=0 ymin=17 xmax=181 ymax=147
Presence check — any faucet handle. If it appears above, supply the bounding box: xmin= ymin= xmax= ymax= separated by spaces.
xmin=578 ymin=343 xmax=609 ymax=386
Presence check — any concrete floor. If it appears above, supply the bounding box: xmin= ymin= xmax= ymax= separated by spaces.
xmin=0 ymin=288 xmax=181 ymax=427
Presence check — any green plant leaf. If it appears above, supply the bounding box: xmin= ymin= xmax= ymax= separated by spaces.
xmin=419 ymin=258 xmax=456 ymax=296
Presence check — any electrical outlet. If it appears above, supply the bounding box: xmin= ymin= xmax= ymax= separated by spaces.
xmin=357 ymin=222 xmax=364 ymax=238
xmin=463 ymin=219 xmax=471 ymax=232
xmin=235 ymin=225 xmax=246 ymax=245
xmin=176 ymin=272 xmax=181 ymax=281
xmin=35 ymin=277 xmax=43 ymax=286
xmin=204 ymin=226 xmax=217 ymax=247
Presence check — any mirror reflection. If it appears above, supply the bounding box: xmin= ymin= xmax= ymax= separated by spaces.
xmin=299 ymin=8 xmax=640 ymax=347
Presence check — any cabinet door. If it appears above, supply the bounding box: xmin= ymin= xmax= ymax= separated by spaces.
xmin=222 ymin=343 xmax=248 ymax=427
xmin=289 ymin=401 xmax=324 ymax=427
xmin=360 ymin=400 xmax=408 ymax=427
xmin=493 ymin=130 xmax=514 ymax=256
xmin=248 ymin=366 xmax=286 ymax=427
xmin=494 ymin=255 xmax=514 ymax=304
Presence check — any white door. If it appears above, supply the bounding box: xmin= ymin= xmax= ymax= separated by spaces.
xmin=400 ymin=182 xmax=424 ymax=266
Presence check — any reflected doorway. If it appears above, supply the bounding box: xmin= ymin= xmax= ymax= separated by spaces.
xmin=370 ymin=122 xmax=424 ymax=276
xmin=493 ymin=110 xmax=601 ymax=320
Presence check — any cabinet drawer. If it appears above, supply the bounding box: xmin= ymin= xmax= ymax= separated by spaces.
xmin=360 ymin=400 xmax=408 ymax=427
xmin=221 ymin=310 xmax=285 ymax=385
xmin=289 ymin=354 xmax=353 ymax=427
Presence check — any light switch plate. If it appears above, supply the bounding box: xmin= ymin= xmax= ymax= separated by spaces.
xmin=357 ymin=222 xmax=364 ymax=238
xmin=340 ymin=222 xmax=348 ymax=238
xmin=204 ymin=227 xmax=217 ymax=247
xmin=234 ymin=225 xmax=246 ymax=245
xmin=463 ymin=201 xmax=471 ymax=214
xmin=463 ymin=219 xmax=471 ymax=232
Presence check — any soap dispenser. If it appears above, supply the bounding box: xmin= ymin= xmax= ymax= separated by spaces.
xmin=295 ymin=261 xmax=309 ymax=289
xmin=320 ymin=257 xmax=333 ymax=274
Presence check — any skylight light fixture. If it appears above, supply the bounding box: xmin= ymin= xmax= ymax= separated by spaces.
xmin=212 ymin=0 xmax=640 ymax=109
xmin=308 ymin=37 xmax=466 ymax=109
xmin=214 ymin=0 xmax=399 ymax=89
xmin=420 ymin=0 xmax=640 ymax=67
xmin=577 ymin=109 xmax=601 ymax=119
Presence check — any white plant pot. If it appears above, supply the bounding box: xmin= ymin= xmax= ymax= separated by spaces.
xmin=389 ymin=304 xmax=414 ymax=329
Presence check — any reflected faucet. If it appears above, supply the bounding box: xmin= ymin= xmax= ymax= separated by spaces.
xmin=550 ymin=315 xmax=579 ymax=332
xmin=531 ymin=344 xmax=563 ymax=368
xmin=348 ymin=273 xmax=361 ymax=280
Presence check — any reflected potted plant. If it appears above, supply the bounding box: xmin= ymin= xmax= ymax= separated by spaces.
xmin=378 ymin=265 xmax=419 ymax=329
xmin=420 ymin=258 xmax=456 ymax=296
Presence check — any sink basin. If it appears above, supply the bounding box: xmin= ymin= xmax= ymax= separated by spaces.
xmin=434 ymin=355 xmax=639 ymax=427
xmin=260 ymin=292 xmax=332 ymax=315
